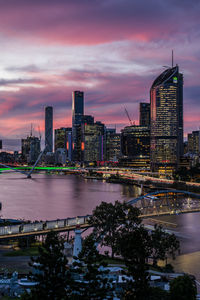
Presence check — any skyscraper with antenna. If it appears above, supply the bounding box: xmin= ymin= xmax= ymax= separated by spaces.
xmin=150 ymin=58 xmax=183 ymax=173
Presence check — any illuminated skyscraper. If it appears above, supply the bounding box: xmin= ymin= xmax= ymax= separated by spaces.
xmin=72 ymin=91 xmax=84 ymax=161
xmin=45 ymin=106 xmax=53 ymax=152
xmin=81 ymin=121 xmax=105 ymax=162
xmin=150 ymin=65 xmax=183 ymax=171
xmin=106 ymin=129 xmax=121 ymax=161
xmin=120 ymin=125 xmax=150 ymax=168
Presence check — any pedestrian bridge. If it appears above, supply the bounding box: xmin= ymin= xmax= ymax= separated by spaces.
xmin=127 ymin=189 xmax=200 ymax=217
xmin=0 ymin=216 xmax=91 ymax=240
xmin=0 ymin=190 xmax=200 ymax=240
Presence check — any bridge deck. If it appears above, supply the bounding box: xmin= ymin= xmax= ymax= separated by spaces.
xmin=0 ymin=223 xmax=90 ymax=240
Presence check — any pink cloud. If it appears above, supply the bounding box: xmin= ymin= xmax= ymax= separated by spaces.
xmin=0 ymin=0 xmax=198 ymax=45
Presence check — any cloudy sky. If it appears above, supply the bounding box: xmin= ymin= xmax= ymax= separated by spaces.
xmin=0 ymin=0 xmax=200 ymax=150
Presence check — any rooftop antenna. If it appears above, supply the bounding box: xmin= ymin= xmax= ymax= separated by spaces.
xmin=172 ymin=49 xmax=174 ymax=68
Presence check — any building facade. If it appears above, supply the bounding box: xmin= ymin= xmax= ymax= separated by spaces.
xmin=139 ymin=103 xmax=150 ymax=126
xmin=150 ymin=65 xmax=183 ymax=171
xmin=54 ymin=127 xmax=72 ymax=151
xmin=45 ymin=106 xmax=53 ymax=152
xmin=81 ymin=121 xmax=105 ymax=162
xmin=188 ymin=130 xmax=200 ymax=154
xmin=106 ymin=129 xmax=121 ymax=161
xmin=72 ymin=91 xmax=84 ymax=161
xmin=120 ymin=125 xmax=150 ymax=169
xmin=21 ymin=136 xmax=40 ymax=163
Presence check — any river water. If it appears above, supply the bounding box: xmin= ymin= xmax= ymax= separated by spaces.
xmin=0 ymin=172 xmax=200 ymax=281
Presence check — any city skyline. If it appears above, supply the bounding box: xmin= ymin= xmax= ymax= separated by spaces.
xmin=0 ymin=0 xmax=200 ymax=150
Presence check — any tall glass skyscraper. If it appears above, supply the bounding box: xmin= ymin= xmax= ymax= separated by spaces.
xmin=45 ymin=106 xmax=53 ymax=152
xmin=150 ymin=65 xmax=183 ymax=171
xmin=72 ymin=91 xmax=84 ymax=161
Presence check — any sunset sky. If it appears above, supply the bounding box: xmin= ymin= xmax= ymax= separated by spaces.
xmin=0 ymin=0 xmax=200 ymax=150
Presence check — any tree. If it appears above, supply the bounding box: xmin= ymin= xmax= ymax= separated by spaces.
xmin=148 ymin=287 xmax=170 ymax=300
xmin=22 ymin=231 xmax=73 ymax=300
xmin=119 ymin=226 xmax=152 ymax=300
xmin=170 ymin=274 xmax=197 ymax=300
xmin=89 ymin=201 xmax=141 ymax=258
xmin=118 ymin=225 xmax=180 ymax=300
xmin=151 ymin=225 xmax=180 ymax=266
xmin=72 ymin=234 xmax=114 ymax=299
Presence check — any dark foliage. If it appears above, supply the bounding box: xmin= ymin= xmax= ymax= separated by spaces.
xmin=72 ymin=234 xmax=114 ymax=299
xmin=170 ymin=274 xmax=197 ymax=300
xmin=21 ymin=231 xmax=73 ymax=300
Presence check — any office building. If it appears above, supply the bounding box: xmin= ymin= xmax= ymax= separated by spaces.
xmin=0 ymin=140 xmax=2 ymax=149
xmin=120 ymin=125 xmax=150 ymax=168
xmin=139 ymin=103 xmax=150 ymax=126
xmin=45 ymin=106 xmax=53 ymax=152
xmin=150 ymin=65 xmax=183 ymax=172
xmin=66 ymin=131 xmax=73 ymax=161
xmin=188 ymin=130 xmax=200 ymax=154
xmin=82 ymin=115 xmax=94 ymax=125
xmin=54 ymin=127 xmax=72 ymax=151
xmin=72 ymin=91 xmax=84 ymax=161
xmin=106 ymin=129 xmax=121 ymax=161
xmin=81 ymin=121 xmax=105 ymax=162
xmin=21 ymin=136 xmax=40 ymax=163
xmin=55 ymin=127 xmax=73 ymax=162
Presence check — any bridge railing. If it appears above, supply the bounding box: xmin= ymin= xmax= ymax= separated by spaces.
xmin=0 ymin=215 xmax=91 ymax=237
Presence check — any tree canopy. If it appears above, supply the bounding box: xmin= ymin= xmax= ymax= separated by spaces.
xmin=22 ymin=231 xmax=73 ymax=300
xmin=170 ymin=274 xmax=197 ymax=300
xmin=72 ymin=234 xmax=114 ymax=299
xmin=89 ymin=200 xmax=141 ymax=258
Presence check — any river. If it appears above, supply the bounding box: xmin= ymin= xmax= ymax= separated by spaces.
xmin=0 ymin=172 xmax=200 ymax=282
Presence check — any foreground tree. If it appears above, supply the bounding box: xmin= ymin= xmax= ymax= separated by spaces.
xmin=151 ymin=225 xmax=180 ymax=266
xmin=118 ymin=224 xmax=180 ymax=300
xmin=170 ymin=274 xmax=197 ymax=300
xmin=119 ymin=226 xmax=152 ymax=300
xmin=72 ymin=234 xmax=114 ymax=299
xmin=22 ymin=231 xmax=72 ymax=300
xmin=148 ymin=287 xmax=170 ymax=300
xmin=89 ymin=201 xmax=141 ymax=258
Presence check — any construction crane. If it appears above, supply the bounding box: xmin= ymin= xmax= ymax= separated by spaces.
xmin=124 ymin=107 xmax=134 ymax=126
xmin=38 ymin=126 xmax=41 ymax=142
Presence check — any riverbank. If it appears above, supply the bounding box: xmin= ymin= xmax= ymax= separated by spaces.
xmin=105 ymin=176 xmax=200 ymax=193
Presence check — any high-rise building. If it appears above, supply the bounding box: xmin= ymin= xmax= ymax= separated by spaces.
xmin=54 ymin=127 xmax=72 ymax=151
xmin=188 ymin=130 xmax=200 ymax=154
xmin=72 ymin=91 xmax=84 ymax=161
xmin=21 ymin=136 xmax=40 ymax=163
xmin=120 ymin=125 xmax=150 ymax=168
xmin=45 ymin=106 xmax=53 ymax=152
xmin=81 ymin=121 xmax=105 ymax=162
xmin=55 ymin=127 xmax=73 ymax=162
xmin=139 ymin=103 xmax=150 ymax=126
xmin=150 ymin=65 xmax=183 ymax=171
xmin=72 ymin=91 xmax=84 ymax=127
xmin=106 ymin=129 xmax=121 ymax=161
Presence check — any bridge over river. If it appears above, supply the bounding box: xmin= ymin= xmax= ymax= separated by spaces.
xmin=0 ymin=189 xmax=199 ymax=240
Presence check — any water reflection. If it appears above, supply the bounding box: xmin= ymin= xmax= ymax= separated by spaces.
xmin=0 ymin=173 xmax=139 ymax=221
